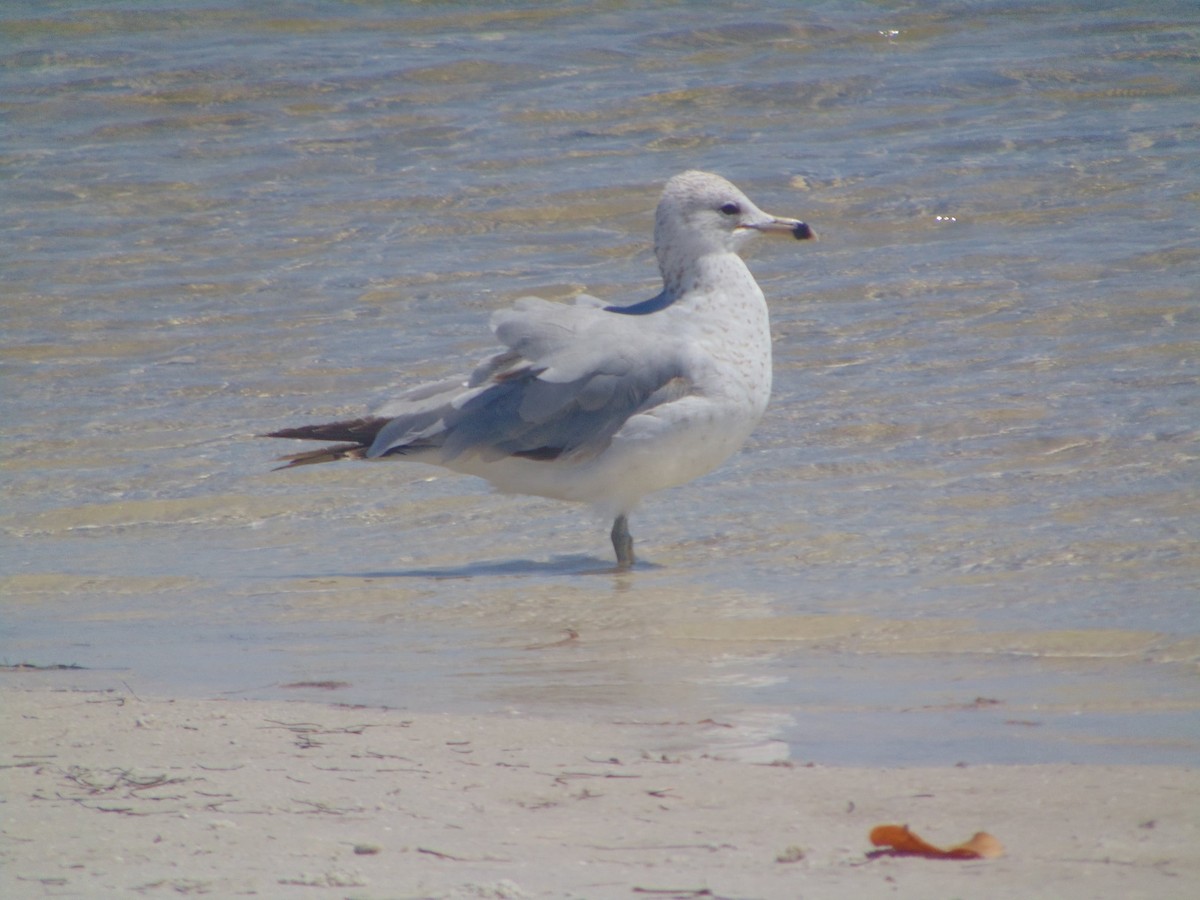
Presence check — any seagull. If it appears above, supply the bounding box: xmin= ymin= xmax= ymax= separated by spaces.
xmin=266 ymin=170 xmax=813 ymax=568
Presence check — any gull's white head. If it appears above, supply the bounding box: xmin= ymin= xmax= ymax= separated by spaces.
xmin=654 ymin=170 xmax=812 ymax=275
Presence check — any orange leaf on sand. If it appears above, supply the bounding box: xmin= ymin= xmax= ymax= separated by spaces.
xmin=869 ymin=824 xmax=1004 ymax=859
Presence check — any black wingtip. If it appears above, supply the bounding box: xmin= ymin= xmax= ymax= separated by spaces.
xmin=793 ymin=222 xmax=815 ymax=240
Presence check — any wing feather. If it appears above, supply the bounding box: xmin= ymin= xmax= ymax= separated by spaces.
xmin=368 ymin=296 xmax=691 ymax=464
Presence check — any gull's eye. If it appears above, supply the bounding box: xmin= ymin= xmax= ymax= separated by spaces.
xmin=719 ymin=202 xmax=741 ymax=216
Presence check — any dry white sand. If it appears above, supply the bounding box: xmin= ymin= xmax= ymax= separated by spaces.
xmin=3 ymin=683 xmax=1198 ymax=899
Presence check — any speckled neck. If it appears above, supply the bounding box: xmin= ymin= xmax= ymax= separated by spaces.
xmin=658 ymin=249 xmax=758 ymax=306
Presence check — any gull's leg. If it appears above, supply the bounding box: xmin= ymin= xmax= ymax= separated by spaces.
xmin=611 ymin=514 xmax=635 ymax=569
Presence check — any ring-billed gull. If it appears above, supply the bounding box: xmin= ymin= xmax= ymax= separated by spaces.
xmin=267 ymin=170 xmax=813 ymax=568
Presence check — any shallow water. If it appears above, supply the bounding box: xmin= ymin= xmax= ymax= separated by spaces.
xmin=3 ymin=1 xmax=1198 ymax=765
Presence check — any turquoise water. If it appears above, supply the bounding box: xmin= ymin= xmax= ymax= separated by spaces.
xmin=3 ymin=1 xmax=1198 ymax=765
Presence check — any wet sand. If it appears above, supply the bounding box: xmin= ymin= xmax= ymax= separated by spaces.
xmin=4 ymin=683 xmax=1197 ymax=899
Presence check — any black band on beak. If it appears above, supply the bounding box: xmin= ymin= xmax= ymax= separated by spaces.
xmin=792 ymin=222 xmax=814 ymax=240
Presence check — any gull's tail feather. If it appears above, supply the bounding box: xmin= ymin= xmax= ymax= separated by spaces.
xmin=270 ymin=443 xmax=369 ymax=469
xmin=264 ymin=416 xmax=390 ymax=470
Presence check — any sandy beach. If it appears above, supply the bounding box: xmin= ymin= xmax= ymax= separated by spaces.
xmin=3 ymin=682 xmax=1197 ymax=899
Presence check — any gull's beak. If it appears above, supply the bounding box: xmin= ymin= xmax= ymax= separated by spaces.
xmin=745 ymin=216 xmax=815 ymax=241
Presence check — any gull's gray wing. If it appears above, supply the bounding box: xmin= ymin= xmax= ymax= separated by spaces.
xmin=367 ymin=296 xmax=692 ymax=464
